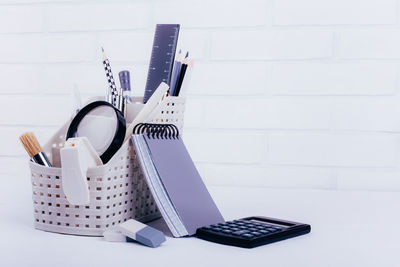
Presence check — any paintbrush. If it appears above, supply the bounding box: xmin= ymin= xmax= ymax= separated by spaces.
xmin=19 ymin=132 xmax=52 ymax=167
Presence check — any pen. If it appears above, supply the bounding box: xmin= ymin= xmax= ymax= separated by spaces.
xmin=119 ymin=70 xmax=132 ymax=103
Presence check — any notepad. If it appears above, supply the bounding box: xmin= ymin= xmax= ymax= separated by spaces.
xmin=131 ymin=124 xmax=224 ymax=237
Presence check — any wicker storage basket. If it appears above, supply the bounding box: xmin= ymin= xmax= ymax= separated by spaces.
xmin=29 ymin=96 xmax=186 ymax=236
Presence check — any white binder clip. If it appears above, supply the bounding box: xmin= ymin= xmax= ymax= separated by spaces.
xmin=60 ymin=137 xmax=102 ymax=205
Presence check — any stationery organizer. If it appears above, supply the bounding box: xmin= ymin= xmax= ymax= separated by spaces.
xmin=28 ymin=96 xmax=186 ymax=236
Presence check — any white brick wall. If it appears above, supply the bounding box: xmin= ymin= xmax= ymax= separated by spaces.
xmin=2 ymin=0 xmax=400 ymax=192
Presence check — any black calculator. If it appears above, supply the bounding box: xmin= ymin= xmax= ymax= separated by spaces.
xmin=196 ymin=216 xmax=311 ymax=248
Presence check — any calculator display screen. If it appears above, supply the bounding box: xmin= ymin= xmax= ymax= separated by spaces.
xmin=250 ymin=219 xmax=293 ymax=227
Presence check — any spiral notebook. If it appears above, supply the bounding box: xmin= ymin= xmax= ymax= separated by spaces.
xmin=131 ymin=124 xmax=224 ymax=237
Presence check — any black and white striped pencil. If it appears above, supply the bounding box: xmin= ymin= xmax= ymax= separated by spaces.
xmin=101 ymin=47 xmax=118 ymax=107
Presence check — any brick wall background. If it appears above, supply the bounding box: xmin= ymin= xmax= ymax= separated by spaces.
xmin=2 ymin=0 xmax=400 ymax=192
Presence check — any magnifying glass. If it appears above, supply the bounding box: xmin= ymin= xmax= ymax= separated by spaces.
xmin=66 ymin=101 xmax=126 ymax=164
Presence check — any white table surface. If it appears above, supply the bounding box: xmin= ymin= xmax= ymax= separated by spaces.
xmin=1 ymin=176 xmax=399 ymax=267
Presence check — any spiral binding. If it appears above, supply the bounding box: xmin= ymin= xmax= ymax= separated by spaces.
xmin=132 ymin=123 xmax=180 ymax=139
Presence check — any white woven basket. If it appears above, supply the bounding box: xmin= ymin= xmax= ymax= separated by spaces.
xmin=29 ymin=96 xmax=186 ymax=236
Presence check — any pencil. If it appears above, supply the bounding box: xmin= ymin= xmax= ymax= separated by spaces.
xmin=174 ymin=56 xmax=189 ymax=96
xmin=178 ymin=59 xmax=194 ymax=97
xmin=101 ymin=47 xmax=118 ymax=106
xmin=169 ymin=49 xmax=182 ymax=96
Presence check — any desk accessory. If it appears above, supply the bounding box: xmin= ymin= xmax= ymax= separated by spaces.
xmin=27 ymin=96 xmax=186 ymax=236
xmin=66 ymin=100 xmax=126 ymax=164
xmin=60 ymin=137 xmax=102 ymax=205
xmin=117 ymin=219 xmax=166 ymax=247
xmin=169 ymin=52 xmax=192 ymax=97
xmin=196 ymin=216 xmax=311 ymax=248
xmin=103 ymin=219 xmax=166 ymax=248
xmin=20 ymin=132 xmax=52 ymax=167
xmin=117 ymin=87 xmax=125 ymax=116
xmin=103 ymin=228 xmax=132 ymax=242
xmin=119 ymin=70 xmax=132 ymax=103
xmin=132 ymin=127 xmax=187 ymax=237
xmin=102 ymin=228 xmax=138 ymax=243
xmin=119 ymin=70 xmax=132 ymax=116
xmin=25 ymin=27 xmax=191 ymax=236
xmin=143 ymin=24 xmax=180 ymax=103
xmin=131 ymin=123 xmax=225 ymax=237
xmin=124 ymin=82 xmax=169 ymax=142
xmin=101 ymin=47 xmax=119 ymax=108
xmin=178 ymin=59 xmax=193 ymax=97
xmin=173 ymin=55 xmax=189 ymax=96
xmin=169 ymin=49 xmax=182 ymax=96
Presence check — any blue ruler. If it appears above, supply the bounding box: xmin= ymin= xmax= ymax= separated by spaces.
xmin=143 ymin=24 xmax=180 ymax=103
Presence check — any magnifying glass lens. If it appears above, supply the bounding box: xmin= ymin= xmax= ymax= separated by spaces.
xmin=76 ymin=106 xmax=117 ymax=155
xmin=67 ymin=100 xmax=126 ymax=164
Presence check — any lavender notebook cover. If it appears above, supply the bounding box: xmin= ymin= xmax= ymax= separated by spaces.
xmin=144 ymin=136 xmax=224 ymax=235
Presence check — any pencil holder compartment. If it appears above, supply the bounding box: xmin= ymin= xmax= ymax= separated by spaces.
xmin=126 ymin=96 xmax=186 ymax=130
xmin=28 ymin=95 xmax=186 ymax=236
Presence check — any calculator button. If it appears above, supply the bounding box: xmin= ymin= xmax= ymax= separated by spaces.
xmin=212 ymin=227 xmax=222 ymax=232
xmin=259 ymin=230 xmax=270 ymax=234
xmin=248 ymin=228 xmax=258 ymax=231
xmin=242 ymin=234 xmax=254 ymax=239
xmin=230 ymin=228 xmax=240 ymax=231
xmin=251 ymin=232 xmax=262 ymax=236
xmin=222 ymin=230 xmax=232 ymax=234
xmin=270 ymin=226 xmax=282 ymax=229
xmin=232 ymin=230 xmax=249 ymax=235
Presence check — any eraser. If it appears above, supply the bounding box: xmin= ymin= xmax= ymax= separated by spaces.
xmin=116 ymin=219 xmax=166 ymax=248
xmin=103 ymin=228 xmax=134 ymax=243
xmin=103 ymin=229 xmax=126 ymax=242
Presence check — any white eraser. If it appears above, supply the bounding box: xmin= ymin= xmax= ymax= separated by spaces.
xmin=103 ymin=229 xmax=127 ymax=242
